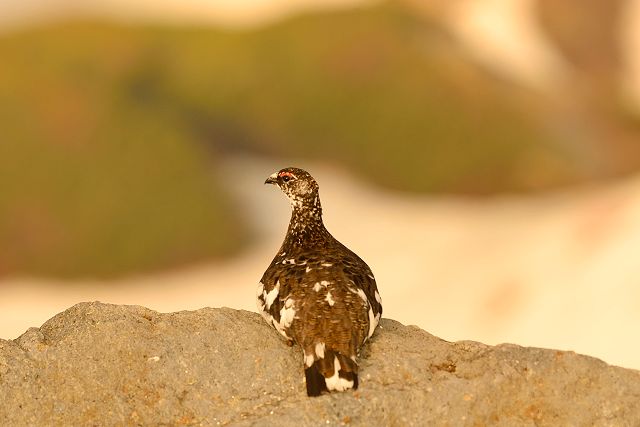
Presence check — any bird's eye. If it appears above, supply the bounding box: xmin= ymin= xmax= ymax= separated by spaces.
xmin=282 ymin=175 xmax=291 ymax=182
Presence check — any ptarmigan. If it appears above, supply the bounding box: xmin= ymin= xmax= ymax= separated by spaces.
xmin=257 ymin=167 xmax=382 ymax=396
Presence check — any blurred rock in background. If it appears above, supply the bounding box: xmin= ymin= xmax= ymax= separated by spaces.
xmin=0 ymin=0 xmax=639 ymax=370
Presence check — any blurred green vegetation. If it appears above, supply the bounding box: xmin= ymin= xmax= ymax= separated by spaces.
xmin=0 ymin=24 xmax=250 ymax=278
xmin=0 ymin=2 xmax=615 ymax=278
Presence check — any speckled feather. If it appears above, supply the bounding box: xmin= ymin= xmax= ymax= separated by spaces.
xmin=257 ymin=167 xmax=382 ymax=396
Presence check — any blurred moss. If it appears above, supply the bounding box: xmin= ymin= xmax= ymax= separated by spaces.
xmin=0 ymin=26 xmax=247 ymax=278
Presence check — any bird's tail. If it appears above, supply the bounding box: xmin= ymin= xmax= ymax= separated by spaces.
xmin=304 ymin=348 xmax=358 ymax=397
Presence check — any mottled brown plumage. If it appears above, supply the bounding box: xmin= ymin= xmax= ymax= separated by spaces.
xmin=257 ymin=167 xmax=382 ymax=396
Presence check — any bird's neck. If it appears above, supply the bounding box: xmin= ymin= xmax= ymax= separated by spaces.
xmin=282 ymin=197 xmax=330 ymax=250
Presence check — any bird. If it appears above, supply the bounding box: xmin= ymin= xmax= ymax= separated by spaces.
xmin=257 ymin=167 xmax=382 ymax=396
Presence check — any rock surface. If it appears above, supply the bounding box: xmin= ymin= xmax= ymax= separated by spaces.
xmin=1 ymin=302 xmax=639 ymax=426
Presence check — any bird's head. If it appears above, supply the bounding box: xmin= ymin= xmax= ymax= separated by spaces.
xmin=265 ymin=167 xmax=320 ymax=210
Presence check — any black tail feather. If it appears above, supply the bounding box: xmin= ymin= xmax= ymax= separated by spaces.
xmin=304 ymin=364 xmax=328 ymax=397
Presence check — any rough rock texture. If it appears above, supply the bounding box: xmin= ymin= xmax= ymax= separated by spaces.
xmin=1 ymin=302 xmax=639 ymax=426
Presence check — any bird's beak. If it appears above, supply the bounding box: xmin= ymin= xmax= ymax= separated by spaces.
xmin=265 ymin=172 xmax=278 ymax=185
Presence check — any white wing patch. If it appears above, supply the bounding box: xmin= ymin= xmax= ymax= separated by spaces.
xmin=256 ymin=282 xmax=271 ymax=324
xmin=355 ymin=288 xmax=368 ymax=304
xmin=315 ymin=342 xmax=325 ymax=359
xmin=367 ymin=305 xmax=378 ymax=339
xmin=374 ymin=290 xmax=382 ymax=304
xmin=257 ymin=281 xmax=295 ymax=341
xmin=313 ymin=280 xmax=330 ymax=292
xmin=264 ymin=281 xmax=280 ymax=309
xmin=279 ymin=298 xmax=296 ymax=329
xmin=347 ymin=286 xmax=380 ymax=340
xmin=304 ymin=352 xmax=314 ymax=367
xmin=325 ymin=291 xmax=335 ymax=306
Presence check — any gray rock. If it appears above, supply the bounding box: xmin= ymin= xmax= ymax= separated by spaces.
xmin=1 ymin=302 xmax=639 ymax=426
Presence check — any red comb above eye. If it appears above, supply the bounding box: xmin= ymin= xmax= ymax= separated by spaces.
xmin=279 ymin=171 xmax=295 ymax=178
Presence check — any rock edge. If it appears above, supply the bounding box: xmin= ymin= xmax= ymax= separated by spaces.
xmin=1 ymin=302 xmax=639 ymax=426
